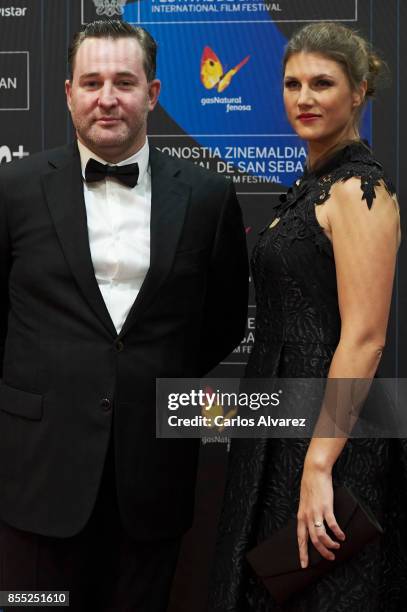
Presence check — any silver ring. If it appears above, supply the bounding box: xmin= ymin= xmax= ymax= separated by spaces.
xmin=314 ymin=521 xmax=324 ymax=528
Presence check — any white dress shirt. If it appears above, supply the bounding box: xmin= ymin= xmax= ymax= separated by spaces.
xmin=78 ymin=139 xmax=151 ymax=333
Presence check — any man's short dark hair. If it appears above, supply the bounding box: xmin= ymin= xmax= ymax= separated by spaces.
xmin=68 ymin=19 xmax=157 ymax=81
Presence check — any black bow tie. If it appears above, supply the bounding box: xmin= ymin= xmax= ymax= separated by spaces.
xmin=85 ymin=158 xmax=139 ymax=188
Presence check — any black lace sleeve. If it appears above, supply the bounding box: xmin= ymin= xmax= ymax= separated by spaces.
xmin=273 ymin=142 xmax=397 ymax=223
xmin=315 ymin=162 xmax=396 ymax=210
xmin=312 ymin=142 xmax=397 ymax=210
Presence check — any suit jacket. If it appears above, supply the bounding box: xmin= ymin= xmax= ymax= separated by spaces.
xmin=0 ymin=143 xmax=248 ymax=539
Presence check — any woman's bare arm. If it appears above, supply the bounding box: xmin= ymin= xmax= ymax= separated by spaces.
xmin=297 ymin=177 xmax=400 ymax=567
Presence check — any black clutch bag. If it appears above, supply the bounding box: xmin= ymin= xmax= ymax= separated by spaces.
xmin=246 ymin=486 xmax=383 ymax=605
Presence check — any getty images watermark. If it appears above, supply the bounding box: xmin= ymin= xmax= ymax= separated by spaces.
xmin=156 ymin=378 xmax=407 ymax=439
xmin=166 ymin=387 xmax=308 ymax=429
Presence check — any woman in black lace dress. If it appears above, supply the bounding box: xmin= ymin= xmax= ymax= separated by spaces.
xmin=209 ymin=23 xmax=405 ymax=612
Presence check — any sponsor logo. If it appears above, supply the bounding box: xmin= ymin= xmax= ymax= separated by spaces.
xmin=0 ymin=52 xmax=29 ymax=111
xmin=200 ymin=46 xmax=250 ymax=93
xmin=200 ymin=47 xmax=252 ymax=114
xmin=82 ymin=0 xmax=130 ymax=24
xmin=92 ymin=0 xmax=127 ymax=17
xmin=0 ymin=6 xmax=28 ymax=17
xmin=0 ymin=145 xmax=30 ymax=164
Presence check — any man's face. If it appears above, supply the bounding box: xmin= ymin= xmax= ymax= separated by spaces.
xmin=65 ymin=37 xmax=160 ymax=162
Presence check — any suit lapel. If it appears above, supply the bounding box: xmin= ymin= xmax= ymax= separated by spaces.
xmin=41 ymin=144 xmax=117 ymax=338
xmin=119 ymin=147 xmax=191 ymax=337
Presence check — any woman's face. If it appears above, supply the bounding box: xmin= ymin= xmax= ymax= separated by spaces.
xmin=283 ymin=51 xmax=364 ymax=147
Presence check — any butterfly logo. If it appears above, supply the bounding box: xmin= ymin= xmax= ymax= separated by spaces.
xmin=200 ymin=47 xmax=250 ymax=93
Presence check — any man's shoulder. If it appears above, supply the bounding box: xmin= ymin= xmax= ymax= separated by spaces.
xmin=150 ymin=146 xmax=230 ymax=189
xmin=0 ymin=143 xmax=76 ymax=182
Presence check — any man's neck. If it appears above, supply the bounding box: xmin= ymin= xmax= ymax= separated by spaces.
xmin=77 ymin=136 xmax=148 ymax=164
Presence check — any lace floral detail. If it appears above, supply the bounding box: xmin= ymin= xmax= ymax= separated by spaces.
xmin=263 ymin=142 xmax=396 ymax=260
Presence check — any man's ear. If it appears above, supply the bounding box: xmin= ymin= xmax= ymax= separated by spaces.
xmin=65 ymin=79 xmax=72 ymax=111
xmin=147 ymin=79 xmax=161 ymax=112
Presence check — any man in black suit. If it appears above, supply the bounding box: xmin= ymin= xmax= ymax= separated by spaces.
xmin=0 ymin=20 xmax=248 ymax=611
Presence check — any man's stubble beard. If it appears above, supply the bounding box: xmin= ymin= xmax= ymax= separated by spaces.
xmin=76 ymin=119 xmax=135 ymax=152
xmin=72 ymin=106 xmax=149 ymax=156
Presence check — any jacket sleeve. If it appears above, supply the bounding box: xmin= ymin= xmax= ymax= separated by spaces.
xmin=0 ymin=187 xmax=10 ymax=378
xmin=199 ymin=179 xmax=249 ymax=375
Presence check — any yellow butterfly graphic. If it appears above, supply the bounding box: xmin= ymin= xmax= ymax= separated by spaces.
xmin=200 ymin=46 xmax=250 ymax=93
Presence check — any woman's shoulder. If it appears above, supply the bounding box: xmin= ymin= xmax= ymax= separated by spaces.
xmin=315 ymin=141 xmax=397 ymax=210
xmin=323 ymin=144 xmax=400 ymax=246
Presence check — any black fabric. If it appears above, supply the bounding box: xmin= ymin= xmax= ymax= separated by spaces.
xmin=0 ymin=143 xmax=248 ymax=540
xmin=209 ymin=142 xmax=407 ymax=611
xmin=0 ymin=432 xmax=181 ymax=612
xmin=85 ymin=157 xmax=139 ymax=188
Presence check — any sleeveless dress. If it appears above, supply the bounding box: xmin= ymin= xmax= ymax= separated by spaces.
xmin=208 ymin=142 xmax=407 ymax=612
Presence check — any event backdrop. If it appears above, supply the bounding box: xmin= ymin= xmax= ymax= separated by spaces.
xmin=0 ymin=1 xmax=405 ymax=609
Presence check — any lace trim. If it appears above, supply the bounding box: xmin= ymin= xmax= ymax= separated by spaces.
xmin=313 ymin=165 xmax=396 ymax=211
xmin=262 ymin=146 xmax=397 ymax=257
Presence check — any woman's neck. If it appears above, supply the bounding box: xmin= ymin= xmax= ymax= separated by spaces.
xmin=307 ymin=128 xmax=360 ymax=170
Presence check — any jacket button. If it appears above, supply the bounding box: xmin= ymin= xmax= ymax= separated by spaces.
xmin=115 ymin=340 xmax=124 ymax=352
xmin=100 ymin=398 xmax=111 ymax=411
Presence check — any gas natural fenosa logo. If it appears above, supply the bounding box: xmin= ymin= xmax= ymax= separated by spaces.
xmin=200 ymin=46 xmax=250 ymax=93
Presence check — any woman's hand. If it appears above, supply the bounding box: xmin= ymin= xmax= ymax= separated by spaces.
xmin=297 ymin=463 xmax=345 ymax=568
